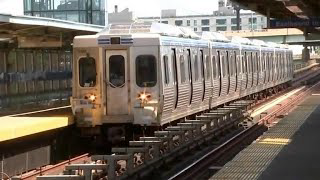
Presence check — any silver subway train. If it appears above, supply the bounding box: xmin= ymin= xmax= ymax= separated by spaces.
xmin=71 ymin=22 xmax=293 ymax=135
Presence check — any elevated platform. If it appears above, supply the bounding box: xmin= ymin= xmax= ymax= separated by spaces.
xmin=0 ymin=116 xmax=73 ymax=142
xmin=211 ymin=86 xmax=320 ymax=179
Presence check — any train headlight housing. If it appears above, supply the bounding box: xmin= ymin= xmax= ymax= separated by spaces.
xmin=85 ymin=94 xmax=96 ymax=103
xmin=138 ymin=92 xmax=151 ymax=104
xmin=89 ymin=94 xmax=96 ymax=102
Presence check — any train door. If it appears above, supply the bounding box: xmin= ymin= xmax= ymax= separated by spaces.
xmin=217 ymin=50 xmax=222 ymax=96
xmin=106 ymin=50 xmax=129 ymax=115
xmin=200 ymin=50 xmax=205 ymax=101
xmin=187 ymin=49 xmax=193 ymax=105
xmin=172 ymin=49 xmax=178 ymax=109
xmin=211 ymin=53 xmax=220 ymax=98
xmin=226 ymin=51 xmax=231 ymax=95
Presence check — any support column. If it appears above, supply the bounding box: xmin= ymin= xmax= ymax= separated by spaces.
xmin=302 ymin=28 xmax=310 ymax=62
xmin=267 ymin=7 xmax=271 ymax=29
xmin=236 ymin=6 xmax=241 ymax=31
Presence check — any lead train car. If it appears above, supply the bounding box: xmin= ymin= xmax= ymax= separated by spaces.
xmin=71 ymin=22 xmax=293 ymax=136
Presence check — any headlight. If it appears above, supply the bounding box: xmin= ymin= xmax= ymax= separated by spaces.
xmin=85 ymin=94 xmax=96 ymax=103
xmin=89 ymin=94 xmax=96 ymax=102
xmin=138 ymin=92 xmax=151 ymax=104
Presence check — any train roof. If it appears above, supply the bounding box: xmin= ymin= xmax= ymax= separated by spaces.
xmin=97 ymin=22 xmax=201 ymax=39
xmin=75 ymin=22 xmax=290 ymax=50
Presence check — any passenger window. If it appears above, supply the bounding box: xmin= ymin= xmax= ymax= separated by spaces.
xmin=226 ymin=51 xmax=231 ymax=76
xmin=234 ymin=51 xmax=237 ymax=75
xmin=206 ymin=56 xmax=211 ymax=79
xmin=243 ymin=53 xmax=247 ymax=73
xmin=194 ymin=54 xmax=199 ymax=81
xmin=212 ymin=56 xmax=217 ymax=79
xmin=163 ymin=55 xmax=170 ymax=84
xmin=110 ymin=55 xmax=125 ymax=87
xmin=79 ymin=57 xmax=96 ymax=87
xmin=187 ymin=49 xmax=192 ymax=81
xmin=200 ymin=50 xmax=205 ymax=80
xmin=136 ymin=55 xmax=157 ymax=87
xmin=180 ymin=55 xmax=186 ymax=83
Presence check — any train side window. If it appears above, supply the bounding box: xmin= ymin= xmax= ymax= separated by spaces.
xmin=136 ymin=55 xmax=157 ymax=87
xmin=256 ymin=53 xmax=259 ymax=72
xmin=262 ymin=53 xmax=265 ymax=71
xmin=163 ymin=55 xmax=170 ymax=84
xmin=200 ymin=50 xmax=205 ymax=80
xmin=221 ymin=55 xmax=226 ymax=77
xmin=180 ymin=55 xmax=186 ymax=83
xmin=243 ymin=52 xmax=247 ymax=73
xmin=226 ymin=51 xmax=230 ymax=76
xmin=194 ymin=54 xmax=199 ymax=81
xmin=187 ymin=49 xmax=192 ymax=82
xmin=247 ymin=53 xmax=251 ymax=73
xmin=79 ymin=57 xmax=96 ymax=87
xmin=233 ymin=51 xmax=237 ymax=75
xmin=212 ymin=56 xmax=217 ymax=79
xmin=217 ymin=51 xmax=222 ymax=77
xmin=206 ymin=55 xmax=211 ymax=79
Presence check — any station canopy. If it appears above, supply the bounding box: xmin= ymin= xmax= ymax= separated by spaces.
xmin=0 ymin=13 xmax=104 ymax=48
xmin=232 ymin=0 xmax=320 ymax=32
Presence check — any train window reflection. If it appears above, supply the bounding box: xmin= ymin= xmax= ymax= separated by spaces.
xmin=79 ymin=57 xmax=96 ymax=87
xmin=212 ymin=56 xmax=217 ymax=79
xmin=194 ymin=55 xmax=199 ymax=81
xmin=163 ymin=55 xmax=170 ymax=84
xmin=136 ymin=55 xmax=157 ymax=87
xmin=180 ymin=55 xmax=186 ymax=83
xmin=109 ymin=55 xmax=125 ymax=87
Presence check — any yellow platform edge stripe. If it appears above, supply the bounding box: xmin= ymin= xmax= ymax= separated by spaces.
xmin=0 ymin=116 xmax=74 ymax=142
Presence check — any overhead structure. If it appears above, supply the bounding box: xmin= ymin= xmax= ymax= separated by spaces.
xmin=0 ymin=14 xmax=104 ymax=48
xmin=231 ymin=0 xmax=320 ymax=31
xmin=231 ymin=0 xmax=320 ymax=61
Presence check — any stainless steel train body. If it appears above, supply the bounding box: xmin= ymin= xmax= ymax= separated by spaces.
xmin=71 ymin=23 xmax=293 ymax=130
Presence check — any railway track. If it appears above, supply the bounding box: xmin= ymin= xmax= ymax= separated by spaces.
xmin=168 ymin=80 xmax=320 ymax=180
xmin=11 ymin=67 xmax=320 ymax=180
xmin=30 ymin=87 xmax=310 ymax=180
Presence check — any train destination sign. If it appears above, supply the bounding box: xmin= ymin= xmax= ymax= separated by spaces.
xmin=270 ymin=18 xmax=320 ymax=28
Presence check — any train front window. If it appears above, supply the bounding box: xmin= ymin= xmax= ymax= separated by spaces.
xmin=136 ymin=55 xmax=157 ymax=87
xmin=79 ymin=57 xmax=96 ymax=87
xmin=109 ymin=55 xmax=125 ymax=88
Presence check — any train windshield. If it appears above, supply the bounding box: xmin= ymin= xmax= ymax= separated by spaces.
xmin=136 ymin=55 xmax=157 ymax=87
xmin=79 ymin=57 xmax=96 ymax=87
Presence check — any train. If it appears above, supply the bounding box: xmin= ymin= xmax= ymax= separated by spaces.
xmin=70 ymin=22 xmax=293 ymax=140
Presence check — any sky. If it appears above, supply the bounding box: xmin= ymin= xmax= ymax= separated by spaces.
xmin=0 ymin=0 xmax=24 ymax=15
xmin=107 ymin=0 xmax=220 ymax=17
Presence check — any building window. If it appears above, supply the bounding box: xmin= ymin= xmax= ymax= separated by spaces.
xmin=216 ymin=19 xmax=227 ymax=25
xmin=217 ymin=26 xmax=227 ymax=31
xmin=231 ymin=26 xmax=241 ymax=30
xmin=161 ymin=21 xmax=168 ymax=24
xmin=202 ymin=27 xmax=210 ymax=31
xmin=23 ymin=0 xmax=106 ymax=25
xmin=194 ymin=20 xmax=197 ymax=26
xmin=187 ymin=20 xmax=190 ymax=26
xmin=201 ymin=19 xmax=210 ymax=26
xmin=175 ymin=20 xmax=183 ymax=26
xmin=194 ymin=27 xmax=198 ymax=32
xmin=249 ymin=17 xmax=257 ymax=24
xmin=231 ymin=18 xmax=241 ymax=24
